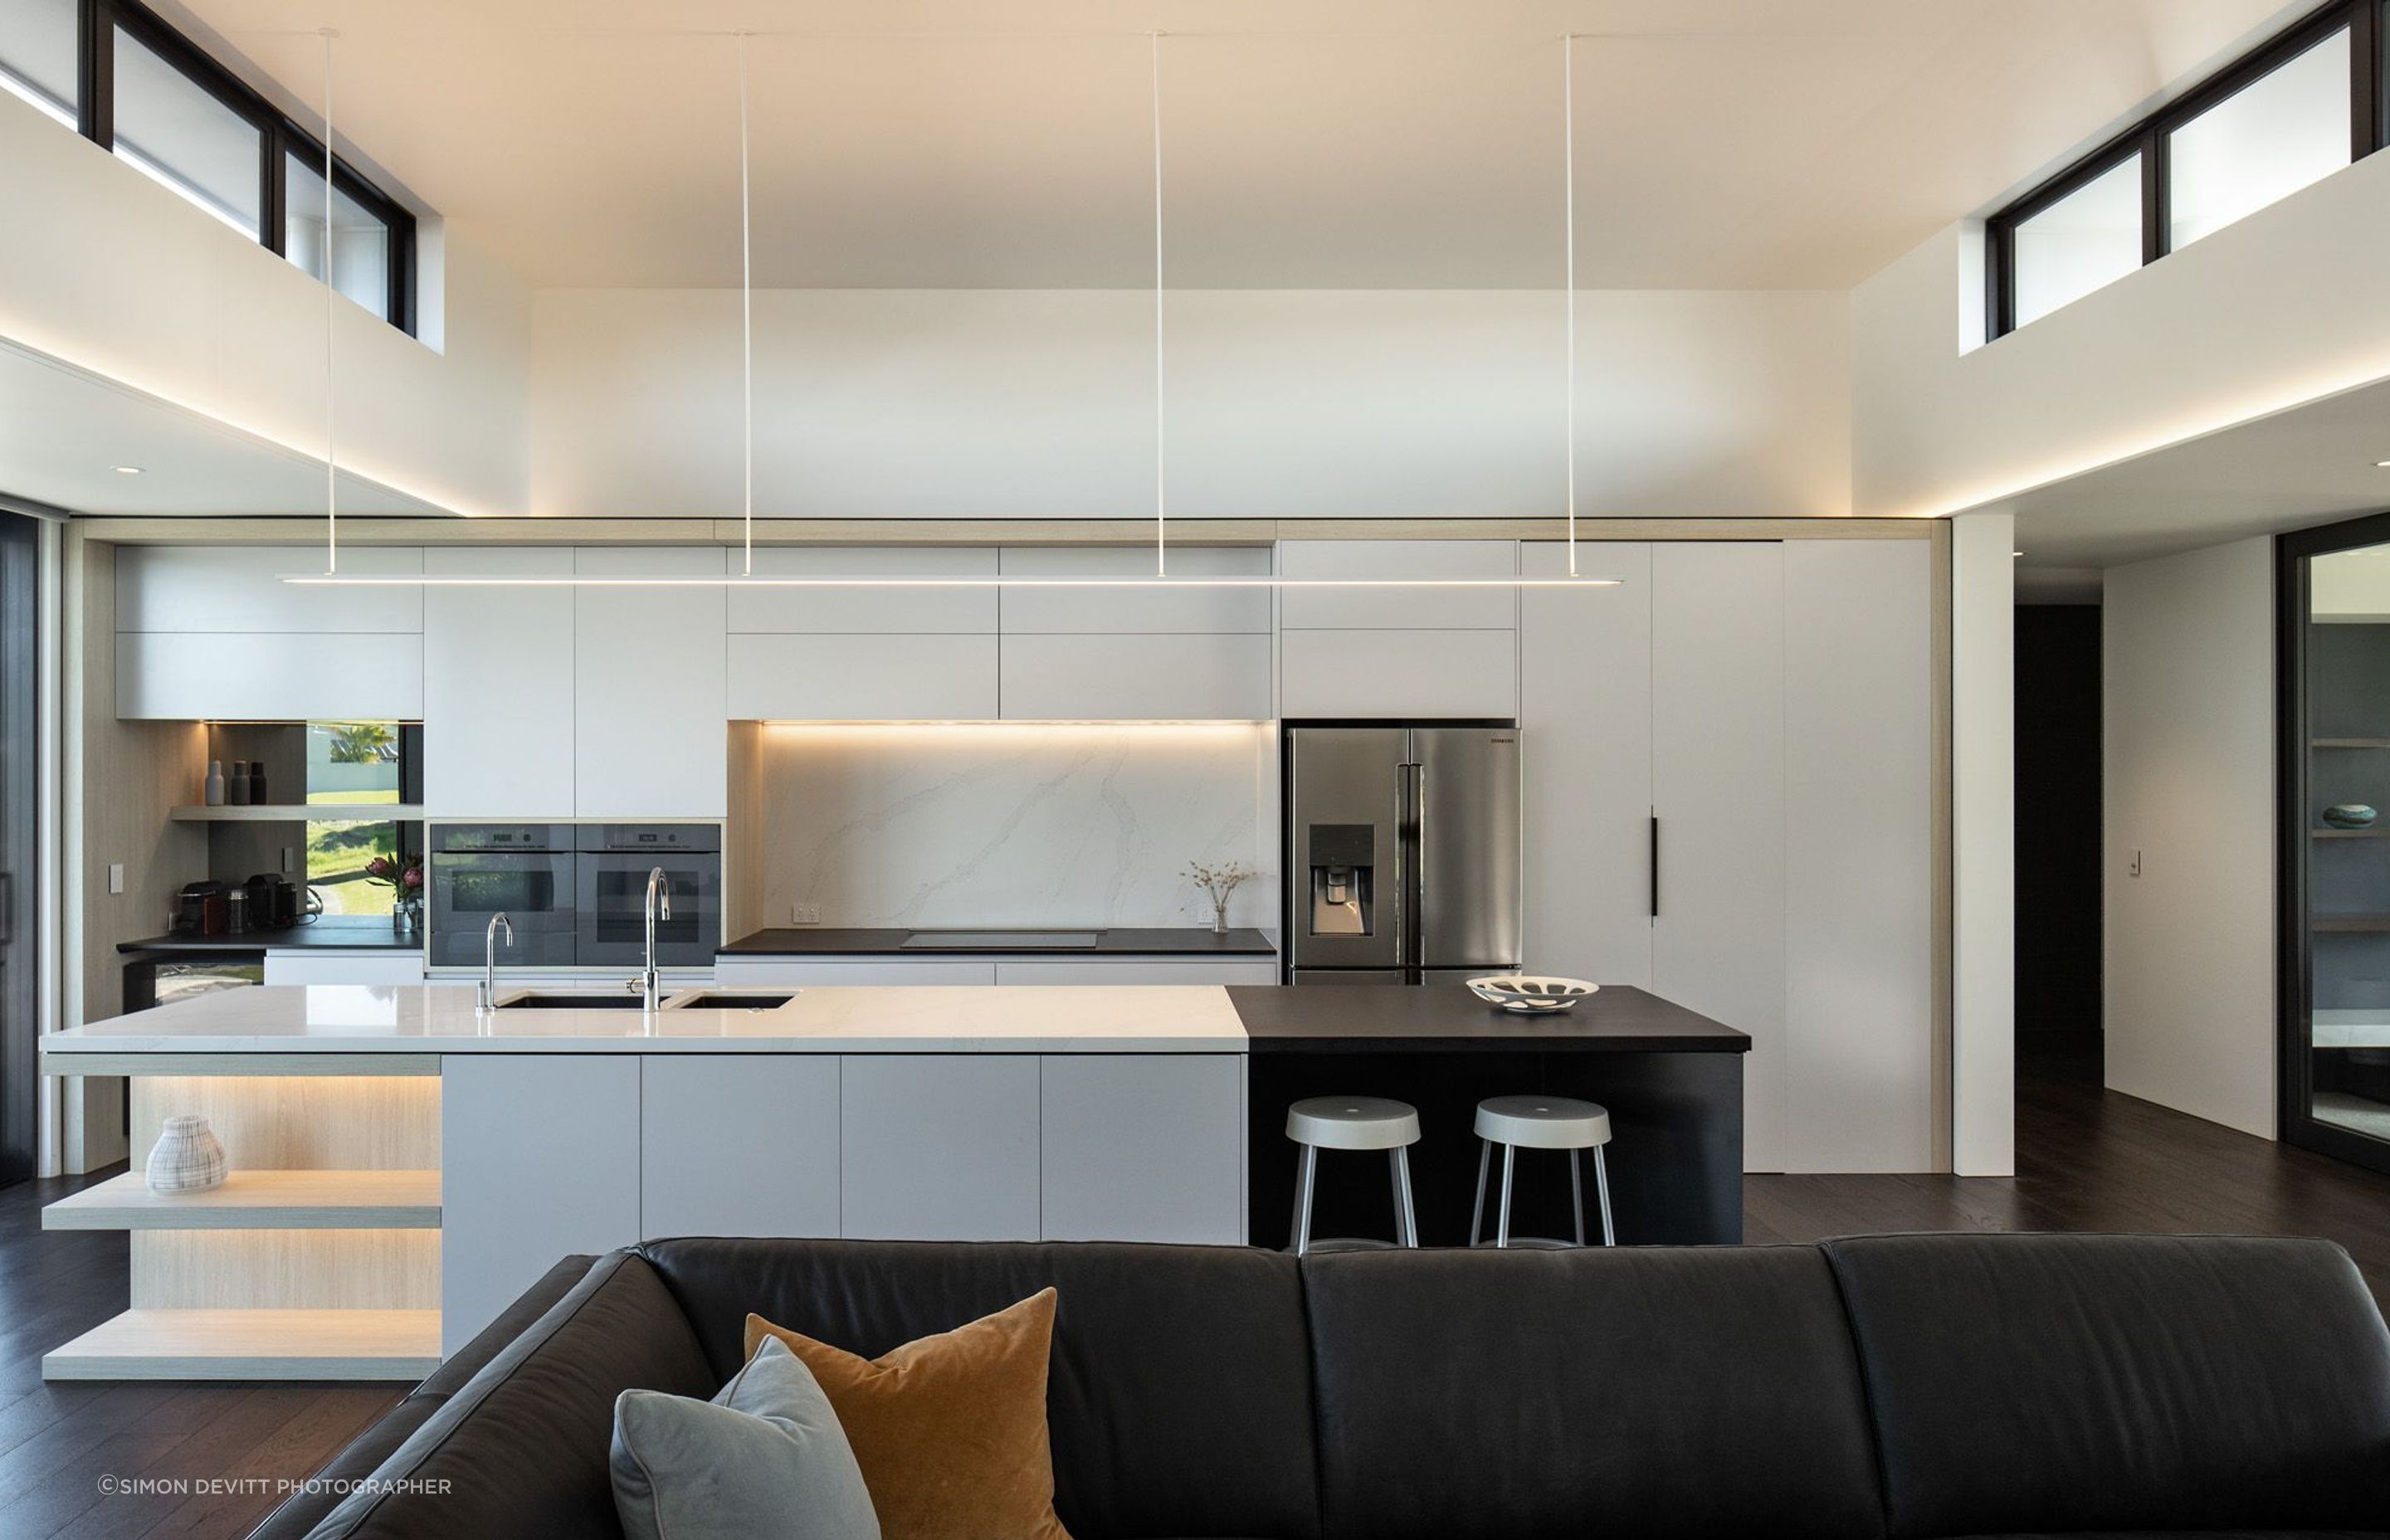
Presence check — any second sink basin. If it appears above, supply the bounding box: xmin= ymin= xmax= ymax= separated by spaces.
xmin=492 ymin=992 xmax=651 ymax=1010
xmin=663 ymin=992 xmax=796 ymax=1011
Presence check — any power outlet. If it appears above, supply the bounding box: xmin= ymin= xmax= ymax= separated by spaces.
xmin=791 ymin=904 xmax=822 ymax=925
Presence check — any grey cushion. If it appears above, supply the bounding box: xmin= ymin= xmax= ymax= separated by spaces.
xmin=610 ymin=1336 xmax=880 ymax=1540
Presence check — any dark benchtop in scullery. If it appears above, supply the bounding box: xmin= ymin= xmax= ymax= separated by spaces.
xmin=117 ymin=919 xmax=423 ymax=953
xmin=720 ymin=927 xmax=1277 ymax=957
xmin=1227 ymin=983 xmax=1751 ymax=1051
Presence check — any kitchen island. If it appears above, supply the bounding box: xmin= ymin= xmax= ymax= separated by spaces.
xmin=39 ymin=980 xmax=1744 ymax=1382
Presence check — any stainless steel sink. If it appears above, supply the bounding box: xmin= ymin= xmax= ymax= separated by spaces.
xmin=662 ymin=992 xmax=796 ymax=1011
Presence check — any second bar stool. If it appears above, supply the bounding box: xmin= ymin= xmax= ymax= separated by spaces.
xmin=1470 ymin=1094 xmax=1617 ymax=1249
xmin=1285 ymin=1096 xmax=1422 ymax=1256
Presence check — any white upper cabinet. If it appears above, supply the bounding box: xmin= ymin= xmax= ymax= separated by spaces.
xmin=729 ymin=633 xmax=999 ymax=721
xmin=1279 ymin=539 xmax=1519 ymax=629
xmin=422 ymin=546 xmax=577 ymax=817
xmin=1000 ymin=633 xmax=1272 ymax=720
xmin=997 ymin=546 xmax=1272 ymax=633
xmin=115 ymin=545 xmax=423 ymax=632
xmin=729 ymin=546 xmax=999 ymax=634
xmin=573 ymin=546 xmax=727 ymax=817
xmin=1280 ymin=629 xmax=1516 ymax=719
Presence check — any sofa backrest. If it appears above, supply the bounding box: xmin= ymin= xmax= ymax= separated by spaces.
xmin=1821 ymin=1232 xmax=2390 ymax=1539
xmin=636 ymin=1235 xmax=1323 ymax=1540
xmin=1300 ymin=1245 xmax=1890 ymax=1539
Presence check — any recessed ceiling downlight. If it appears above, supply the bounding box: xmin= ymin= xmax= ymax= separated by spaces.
xmin=112 ymin=465 xmax=144 ymax=475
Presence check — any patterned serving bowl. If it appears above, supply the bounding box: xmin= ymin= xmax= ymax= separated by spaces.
xmin=1466 ymin=976 xmax=1600 ymax=1014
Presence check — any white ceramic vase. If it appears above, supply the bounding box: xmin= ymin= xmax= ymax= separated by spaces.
xmin=146 ymin=1115 xmax=227 ymax=1194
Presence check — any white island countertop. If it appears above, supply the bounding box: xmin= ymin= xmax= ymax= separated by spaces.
xmin=41 ymin=984 xmax=1250 ymax=1055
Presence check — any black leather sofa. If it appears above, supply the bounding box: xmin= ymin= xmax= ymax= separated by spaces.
xmin=261 ymin=1232 xmax=2390 ymax=1539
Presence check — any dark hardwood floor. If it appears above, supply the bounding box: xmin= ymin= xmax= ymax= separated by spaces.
xmin=7 ymin=1037 xmax=2390 ymax=1538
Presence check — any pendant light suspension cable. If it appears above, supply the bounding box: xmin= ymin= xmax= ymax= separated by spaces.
xmin=1562 ymin=32 xmax=1576 ymax=577
xmin=738 ymin=32 xmax=754 ymax=576
xmin=320 ymin=28 xmax=338 ymax=575
xmin=1150 ymin=31 xmax=1168 ymax=578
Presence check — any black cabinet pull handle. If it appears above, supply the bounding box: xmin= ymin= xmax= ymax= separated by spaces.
xmin=1648 ymin=815 xmax=1660 ymax=919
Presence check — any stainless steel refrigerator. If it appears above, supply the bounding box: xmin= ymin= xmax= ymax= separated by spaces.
xmin=1285 ymin=726 xmax=1520 ymax=985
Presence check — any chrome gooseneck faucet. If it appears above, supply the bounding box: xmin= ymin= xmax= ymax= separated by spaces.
xmin=478 ymin=912 xmax=513 ymax=1011
xmin=635 ymin=867 xmax=672 ymax=1011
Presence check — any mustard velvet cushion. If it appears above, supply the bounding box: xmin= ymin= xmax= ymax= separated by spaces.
xmin=744 ymin=1288 xmax=1071 ymax=1540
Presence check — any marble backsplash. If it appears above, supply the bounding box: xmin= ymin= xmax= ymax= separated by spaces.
xmin=747 ymin=724 xmax=1278 ymax=931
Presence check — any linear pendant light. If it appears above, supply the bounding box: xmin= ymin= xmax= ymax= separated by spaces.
xmin=283 ymin=30 xmax=1619 ymax=591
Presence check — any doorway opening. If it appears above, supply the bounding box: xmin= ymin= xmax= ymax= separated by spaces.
xmin=2016 ymin=601 xmax=2104 ymax=1085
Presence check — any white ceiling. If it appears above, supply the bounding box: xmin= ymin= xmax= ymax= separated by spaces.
xmin=0 ymin=339 xmax=441 ymax=518
xmin=2007 ymin=376 xmax=2390 ymax=571
xmin=161 ymin=0 xmax=2302 ymax=291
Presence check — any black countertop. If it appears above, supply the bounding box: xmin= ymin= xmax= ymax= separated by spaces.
xmin=720 ymin=927 xmax=1276 ymax=958
xmin=118 ymin=919 xmax=423 ymax=955
xmin=1228 ymin=984 xmax=1749 ymax=1052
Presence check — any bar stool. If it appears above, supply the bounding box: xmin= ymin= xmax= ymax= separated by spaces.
xmin=1470 ymin=1095 xmax=1616 ymax=1249
xmin=1285 ymin=1096 xmax=1422 ymax=1256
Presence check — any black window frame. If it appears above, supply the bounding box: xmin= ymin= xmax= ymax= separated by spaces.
xmin=70 ymin=0 xmax=415 ymax=335
xmin=1987 ymin=0 xmax=2382 ymax=341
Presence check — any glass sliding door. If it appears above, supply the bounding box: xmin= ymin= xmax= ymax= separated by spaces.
xmin=2280 ymin=513 xmax=2390 ymax=1172
xmin=0 ymin=513 xmax=36 ymax=1188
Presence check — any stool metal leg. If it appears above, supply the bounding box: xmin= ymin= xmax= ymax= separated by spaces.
xmin=1569 ymin=1149 xmax=1587 ymax=1248
xmin=1390 ymin=1148 xmax=1419 ymax=1247
xmin=1290 ymin=1144 xmax=1318 ymax=1257
xmin=1593 ymin=1144 xmax=1616 ymax=1247
xmin=1469 ymin=1138 xmax=1490 ymax=1246
xmin=1495 ymin=1143 xmax=1516 ymax=1248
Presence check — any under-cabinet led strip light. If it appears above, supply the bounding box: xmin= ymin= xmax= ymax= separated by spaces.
xmin=282 ymin=31 xmax=1621 ymax=592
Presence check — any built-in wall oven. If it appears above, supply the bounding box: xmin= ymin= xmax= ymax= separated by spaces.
xmin=575 ymin=825 xmax=721 ymax=970
xmin=427 ymin=825 xmax=577 ymax=968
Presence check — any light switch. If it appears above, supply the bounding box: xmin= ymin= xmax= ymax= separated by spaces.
xmin=2129 ymin=849 xmax=2143 ymax=879
xmin=107 ymin=863 xmax=124 ymax=894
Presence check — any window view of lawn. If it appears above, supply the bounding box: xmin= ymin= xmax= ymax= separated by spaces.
xmin=303 ymin=722 xmax=415 ymax=917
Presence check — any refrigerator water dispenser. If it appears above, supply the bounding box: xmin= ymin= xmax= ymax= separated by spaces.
xmin=1307 ymin=824 xmax=1376 ymax=936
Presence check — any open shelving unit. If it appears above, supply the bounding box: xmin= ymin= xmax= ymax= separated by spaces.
xmin=40 ymin=1054 xmax=445 ymax=1383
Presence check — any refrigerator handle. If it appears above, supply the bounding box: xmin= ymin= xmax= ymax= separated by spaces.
xmin=1648 ymin=812 xmax=1660 ymax=919
xmin=1404 ymin=761 xmax=1427 ymax=980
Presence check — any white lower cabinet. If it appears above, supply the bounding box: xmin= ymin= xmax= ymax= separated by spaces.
xmin=261 ymin=953 xmax=427 ymax=987
xmin=441 ymin=1055 xmax=642 ymax=1352
xmin=1039 ymin=1055 xmax=1242 ymax=1243
xmin=838 ymin=1055 xmax=1041 ymax=1240
xmin=642 ymin=1056 xmax=841 ymax=1238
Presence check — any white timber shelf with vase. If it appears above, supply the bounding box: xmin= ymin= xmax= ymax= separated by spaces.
xmin=169 ymin=802 xmax=426 ymax=822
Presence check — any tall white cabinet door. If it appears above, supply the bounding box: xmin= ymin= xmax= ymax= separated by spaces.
xmin=1520 ymin=542 xmax=1653 ymax=986
xmin=1783 ymin=541 xmax=1936 ymax=1172
xmin=643 ymin=1056 xmax=841 ymax=1238
xmin=423 ymin=547 xmax=577 ymax=817
xmin=1651 ymin=543 xmax=1787 ymax=1172
xmin=1040 ymin=1055 xmax=1244 ymax=1244
xmin=441 ymin=1055 xmax=643 ymax=1352
xmin=839 ymin=1056 xmax=1041 ymax=1240
xmin=574 ymin=547 xmax=728 ymax=817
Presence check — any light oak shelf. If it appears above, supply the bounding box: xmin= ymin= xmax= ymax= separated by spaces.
xmin=42 ymin=1309 xmax=441 ymax=1381
xmin=2314 ymin=914 xmax=2390 ymax=933
xmin=168 ymin=803 xmax=422 ymax=822
xmin=2312 ymin=738 xmax=2390 ymax=749
xmin=2314 ymin=828 xmax=2390 ymax=840
xmin=43 ymin=1171 xmax=441 ymax=1231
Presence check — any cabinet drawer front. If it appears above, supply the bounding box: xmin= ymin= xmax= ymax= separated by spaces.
xmin=1279 ymin=540 xmax=1518 ymax=629
xmin=999 ymin=633 xmax=1271 ymax=721
xmin=643 ymin=1056 xmax=841 ymax=1238
xmin=731 ymin=547 xmax=999 ymax=634
xmin=1280 ymin=628 xmax=1516 ymax=719
xmin=115 ymin=633 xmax=423 ymax=720
xmin=116 ymin=546 xmax=423 ymax=634
xmin=840 ymin=1055 xmax=1041 ymax=1240
xmin=1041 ymin=1055 xmax=1243 ymax=1243
xmin=261 ymin=953 xmax=426 ymax=987
xmin=729 ymin=634 xmax=998 ymax=721
xmin=997 ymin=547 xmax=1272 ymax=634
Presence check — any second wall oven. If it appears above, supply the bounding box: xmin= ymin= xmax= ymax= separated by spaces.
xmin=575 ymin=825 xmax=721 ymax=970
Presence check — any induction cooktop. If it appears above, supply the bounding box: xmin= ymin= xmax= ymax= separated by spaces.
xmin=899 ymin=930 xmax=1104 ymax=951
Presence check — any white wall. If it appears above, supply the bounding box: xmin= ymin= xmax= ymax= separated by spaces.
xmin=0 ymin=90 xmax=529 ymax=518
xmin=745 ymin=723 xmax=1276 ymax=930
xmin=531 ymin=287 xmax=1851 ymax=519
xmin=2104 ymin=535 xmax=2275 ymax=1138
xmin=1853 ymin=149 xmax=2390 ymax=519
